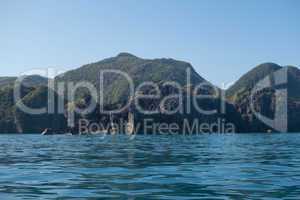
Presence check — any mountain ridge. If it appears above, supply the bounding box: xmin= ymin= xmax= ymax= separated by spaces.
xmin=56 ymin=53 xmax=208 ymax=106
xmin=0 ymin=53 xmax=299 ymax=133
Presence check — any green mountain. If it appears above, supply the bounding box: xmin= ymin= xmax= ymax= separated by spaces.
xmin=56 ymin=53 xmax=206 ymax=106
xmin=0 ymin=75 xmax=48 ymax=88
xmin=55 ymin=53 xmax=244 ymax=133
xmin=226 ymin=63 xmax=282 ymax=102
xmin=1 ymin=54 xmax=299 ymax=133
xmin=0 ymin=85 xmax=34 ymax=133
xmin=14 ymin=86 xmax=67 ymax=133
xmin=0 ymin=75 xmax=58 ymax=133
xmin=0 ymin=77 xmax=17 ymax=87
xmin=2 ymin=53 xmax=239 ymax=134
xmin=227 ymin=63 xmax=300 ymax=132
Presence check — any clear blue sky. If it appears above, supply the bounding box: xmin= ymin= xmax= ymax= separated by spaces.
xmin=1 ymin=0 xmax=299 ymax=86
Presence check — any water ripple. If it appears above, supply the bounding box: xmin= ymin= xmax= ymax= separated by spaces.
xmin=0 ymin=134 xmax=300 ymax=199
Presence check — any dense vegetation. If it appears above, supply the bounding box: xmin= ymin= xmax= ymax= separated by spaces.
xmin=227 ymin=63 xmax=300 ymax=132
xmin=56 ymin=53 xmax=206 ymax=106
xmin=0 ymin=53 xmax=299 ymax=133
xmin=226 ymin=63 xmax=282 ymax=101
xmin=14 ymin=86 xmax=67 ymax=133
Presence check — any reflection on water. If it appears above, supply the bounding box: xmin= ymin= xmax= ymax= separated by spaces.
xmin=0 ymin=134 xmax=300 ymax=199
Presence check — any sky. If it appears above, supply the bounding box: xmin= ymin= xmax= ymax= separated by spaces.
xmin=0 ymin=0 xmax=299 ymax=87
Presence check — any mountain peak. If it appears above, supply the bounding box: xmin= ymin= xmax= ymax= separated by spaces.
xmin=226 ymin=62 xmax=282 ymax=100
xmin=255 ymin=62 xmax=282 ymax=71
xmin=116 ymin=52 xmax=138 ymax=58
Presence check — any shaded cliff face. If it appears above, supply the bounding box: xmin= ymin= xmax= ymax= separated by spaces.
xmin=0 ymin=77 xmax=46 ymax=133
xmin=286 ymin=66 xmax=300 ymax=132
xmin=0 ymin=86 xmax=17 ymax=132
xmin=0 ymin=76 xmax=64 ymax=133
xmin=14 ymin=86 xmax=67 ymax=133
xmin=227 ymin=63 xmax=300 ymax=132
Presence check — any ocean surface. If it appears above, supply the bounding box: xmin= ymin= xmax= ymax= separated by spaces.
xmin=0 ymin=134 xmax=300 ymax=199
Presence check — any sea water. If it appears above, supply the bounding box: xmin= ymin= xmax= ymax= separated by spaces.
xmin=0 ymin=134 xmax=299 ymax=199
